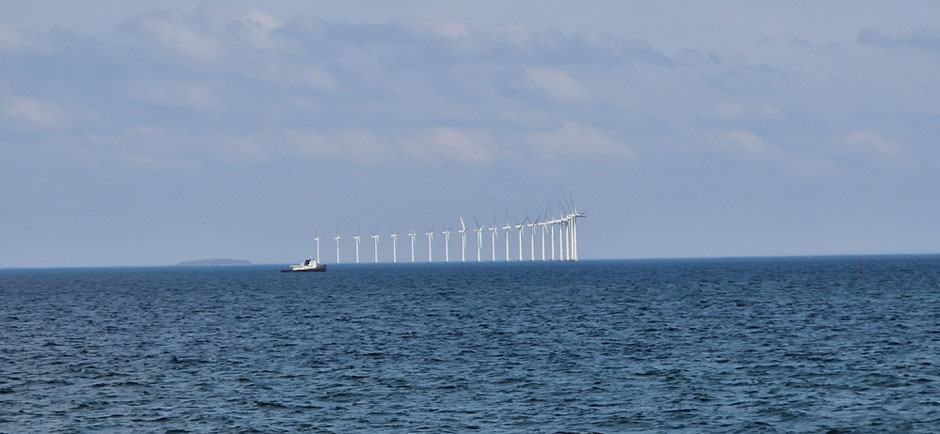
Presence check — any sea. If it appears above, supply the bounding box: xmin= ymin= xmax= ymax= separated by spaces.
xmin=1 ymin=255 xmax=939 ymax=433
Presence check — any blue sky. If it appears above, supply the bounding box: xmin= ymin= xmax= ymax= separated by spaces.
xmin=2 ymin=1 xmax=939 ymax=267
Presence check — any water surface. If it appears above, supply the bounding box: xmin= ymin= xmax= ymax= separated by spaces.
xmin=2 ymin=256 xmax=939 ymax=432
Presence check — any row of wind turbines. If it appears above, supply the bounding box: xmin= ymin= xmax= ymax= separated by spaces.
xmin=310 ymin=201 xmax=585 ymax=265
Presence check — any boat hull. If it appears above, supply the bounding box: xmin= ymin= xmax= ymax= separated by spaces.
xmin=280 ymin=265 xmax=327 ymax=273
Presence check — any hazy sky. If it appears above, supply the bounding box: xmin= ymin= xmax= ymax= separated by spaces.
xmin=2 ymin=1 xmax=939 ymax=267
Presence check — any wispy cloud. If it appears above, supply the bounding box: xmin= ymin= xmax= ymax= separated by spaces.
xmin=528 ymin=122 xmax=632 ymax=159
xmin=0 ymin=21 xmax=24 ymax=51
xmin=124 ymin=11 xmax=222 ymax=60
xmin=843 ymin=130 xmax=900 ymax=156
xmin=858 ymin=27 xmax=940 ymax=53
xmin=290 ymin=130 xmax=394 ymax=164
xmin=722 ymin=130 xmax=770 ymax=154
xmin=404 ymin=128 xmax=497 ymax=165
xmin=524 ymin=67 xmax=585 ymax=102
xmin=4 ymin=97 xmax=62 ymax=127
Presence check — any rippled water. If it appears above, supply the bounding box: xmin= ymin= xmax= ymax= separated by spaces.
xmin=2 ymin=256 xmax=940 ymax=432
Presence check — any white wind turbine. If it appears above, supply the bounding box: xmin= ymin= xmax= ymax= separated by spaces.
xmin=539 ymin=221 xmax=547 ymax=261
xmin=314 ymin=236 xmax=321 ymax=262
xmin=550 ymin=219 xmax=556 ymax=261
xmin=353 ymin=232 xmax=361 ymax=264
xmin=488 ymin=225 xmax=499 ymax=261
xmin=528 ymin=218 xmax=538 ymax=261
xmin=514 ymin=218 xmax=526 ymax=261
xmin=561 ymin=215 xmax=569 ymax=261
xmin=425 ymin=226 xmax=435 ymax=262
xmin=371 ymin=233 xmax=380 ymax=263
xmin=390 ymin=232 xmax=398 ymax=263
xmin=556 ymin=200 xmax=568 ymax=261
xmin=334 ymin=234 xmax=341 ymax=263
xmin=502 ymin=220 xmax=512 ymax=261
xmin=408 ymin=230 xmax=417 ymax=263
xmin=441 ymin=226 xmax=452 ymax=262
xmin=458 ymin=217 xmax=467 ymax=262
xmin=473 ymin=218 xmax=484 ymax=262
xmin=567 ymin=193 xmax=585 ymax=261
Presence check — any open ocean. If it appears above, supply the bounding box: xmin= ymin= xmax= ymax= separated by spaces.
xmin=2 ymin=256 xmax=939 ymax=433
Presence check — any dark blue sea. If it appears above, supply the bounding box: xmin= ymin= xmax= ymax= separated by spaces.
xmin=2 ymin=256 xmax=939 ymax=433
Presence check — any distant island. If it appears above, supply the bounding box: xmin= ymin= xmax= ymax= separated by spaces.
xmin=177 ymin=258 xmax=252 ymax=266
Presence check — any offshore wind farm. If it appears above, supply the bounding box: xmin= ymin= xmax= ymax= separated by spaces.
xmin=310 ymin=197 xmax=586 ymax=265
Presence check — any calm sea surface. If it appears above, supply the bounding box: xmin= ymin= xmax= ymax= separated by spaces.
xmin=2 ymin=256 xmax=939 ymax=433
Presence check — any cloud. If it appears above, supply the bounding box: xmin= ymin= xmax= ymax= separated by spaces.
xmin=528 ymin=122 xmax=632 ymax=159
xmin=404 ymin=128 xmax=497 ymax=165
xmin=709 ymin=101 xmax=745 ymax=118
xmin=0 ymin=21 xmax=24 ymax=51
xmin=524 ymin=67 xmax=585 ymax=102
xmin=843 ymin=130 xmax=899 ymax=156
xmin=708 ymin=63 xmax=790 ymax=94
xmin=858 ymin=27 xmax=940 ymax=53
xmin=721 ymin=130 xmax=770 ymax=154
xmin=240 ymin=9 xmax=284 ymax=49
xmin=290 ymin=130 xmax=393 ymax=164
xmin=4 ymin=98 xmax=62 ymax=127
xmin=402 ymin=17 xmax=470 ymax=40
xmin=126 ymin=12 xmax=222 ymax=59
xmin=126 ymin=80 xmax=220 ymax=110
xmin=299 ymin=66 xmax=337 ymax=91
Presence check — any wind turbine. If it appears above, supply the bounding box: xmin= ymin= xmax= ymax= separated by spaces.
xmin=334 ymin=234 xmax=341 ymax=263
xmin=539 ymin=221 xmax=547 ymax=261
xmin=353 ymin=231 xmax=361 ymax=264
xmin=441 ymin=226 xmax=452 ymax=262
xmin=550 ymin=219 xmax=556 ymax=261
xmin=390 ymin=232 xmax=399 ymax=263
xmin=561 ymin=215 xmax=570 ymax=261
xmin=458 ymin=217 xmax=467 ymax=262
xmin=488 ymin=225 xmax=499 ymax=261
xmin=473 ymin=218 xmax=484 ymax=262
xmin=314 ymin=235 xmax=321 ymax=262
xmin=425 ymin=226 xmax=435 ymax=262
xmin=371 ymin=232 xmax=380 ymax=263
xmin=514 ymin=218 xmax=526 ymax=261
xmin=568 ymin=192 xmax=585 ymax=261
xmin=556 ymin=200 xmax=568 ymax=261
xmin=528 ymin=217 xmax=539 ymax=261
xmin=408 ymin=230 xmax=417 ymax=263
xmin=502 ymin=220 xmax=512 ymax=261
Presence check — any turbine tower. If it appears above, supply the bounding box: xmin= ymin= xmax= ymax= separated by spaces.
xmin=539 ymin=222 xmax=546 ymax=261
xmin=458 ymin=217 xmax=467 ymax=262
xmin=565 ymin=217 xmax=572 ymax=261
xmin=502 ymin=221 xmax=512 ymax=261
xmin=441 ymin=227 xmax=452 ymax=262
xmin=528 ymin=219 xmax=538 ymax=261
xmin=561 ymin=216 xmax=569 ymax=261
xmin=550 ymin=221 xmax=556 ymax=261
xmin=371 ymin=233 xmax=380 ymax=263
xmin=390 ymin=232 xmax=398 ymax=263
xmin=334 ymin=234 xmax=341 ymax=263
xmin=473 ymin=218 xmax=484 ymax=262
xmin=515 ymin=218 xmax=526 ymax=262
xmin=408 ymin=230 xmax=417 ymax=263
xmin=488 ymin=225 xmax=499 ymax=261
xmin=425 ymin=227 xmax=435 ymax=263
xmin=353 ymin=234 xmax=361 ymax=264
xmin=568 ymin=193 xmax=585 ymax=261
xmin=314 ymin=236 xmax=321 ymax=262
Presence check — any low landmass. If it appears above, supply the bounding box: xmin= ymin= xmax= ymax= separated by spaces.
xmin=177 ymin=258 xmax=252 ymax=266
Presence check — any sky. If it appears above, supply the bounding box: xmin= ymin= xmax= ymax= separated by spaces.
xmin=2 ymin=1 xmax=939 ymax=267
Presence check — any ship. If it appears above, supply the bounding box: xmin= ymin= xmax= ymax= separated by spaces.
xmin=280 ymin=258 xmax=327 ymax=272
